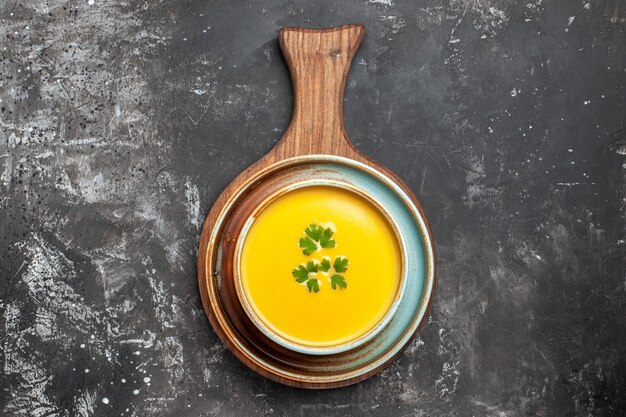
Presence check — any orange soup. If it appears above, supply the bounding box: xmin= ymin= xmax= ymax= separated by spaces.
xmin=239 ymin=186 xmax=402 ymax=348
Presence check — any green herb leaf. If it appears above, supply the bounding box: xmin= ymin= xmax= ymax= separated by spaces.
xmin=333 ymin=256 xmax=349 ymax=273
xmin=319 ymin=227 xmax=336 ymax=249
xmin=292 ymin=265 xmax=309 ymax=283
xmin=319 ymin=258 xmax=331 ymax=272
xmin=302 ymin=224 xmax=335 ymax=252
xmin=294 ymin=225 xmax=349 ymax=293
xmin=330 ymin=274 xmax=347 ymax=290
xmin=306 ymin=279 xmax=320 ymax=293
xmin=298 ymin=236 xmax=317 ymax=256
xmin=305 ymin=224 xmax=324 ymax=241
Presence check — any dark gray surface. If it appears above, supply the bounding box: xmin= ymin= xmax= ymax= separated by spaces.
xmin=1 ymin=0 xmax=625 ymax=415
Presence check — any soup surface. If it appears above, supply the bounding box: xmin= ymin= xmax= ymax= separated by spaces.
xmin=239 ymin=186 xmax=402 ymax=348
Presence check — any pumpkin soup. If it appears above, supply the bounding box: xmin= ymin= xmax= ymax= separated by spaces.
xmin=239 ymin=186 xmax=402 ymax=348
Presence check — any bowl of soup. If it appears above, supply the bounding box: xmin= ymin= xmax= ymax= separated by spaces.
xmin=235 ymin=184 xmax=406 ymax=354
xmin=201 ymin=155 xmax=434 ymax=387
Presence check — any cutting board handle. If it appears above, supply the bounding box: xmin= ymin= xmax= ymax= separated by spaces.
xmin=276 ymin=24 xmax=365 ymax=158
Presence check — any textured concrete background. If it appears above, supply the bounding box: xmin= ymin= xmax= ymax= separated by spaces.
xmin=1 ymin=0 xmax=625 ymax=416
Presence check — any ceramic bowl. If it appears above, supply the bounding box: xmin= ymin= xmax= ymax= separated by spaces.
xmin=198 ymin=155 xmax=435 ymax=388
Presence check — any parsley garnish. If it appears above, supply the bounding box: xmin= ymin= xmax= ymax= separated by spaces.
xmin=299 ymin=224 xmax=336 ymax=255
xmin=298 ymin=237 xmax=317 ymax=256
xmin=292 ymin=224 xmax=348 ymax=293
xmin=291 ymin=256 xmax=349 ymax=293
xmin=333 ymin=256 xmax=349 ymax=273
xmin=291 ymin=265 xmax=309 ymax=283
xmin=292 ymin=261 xmax=320 ymax=293
xmin=330 ymin=274 xmax=347 ymax=290
xmin=307 ymin=279 xmax=320 ymax=293
xmin=319 ymin=257 xmax=331 ymax=272
xmin=305 ymin=224 xmax=325 ymax=241
xmin=319 ymin=227 xmax=336 ymax=249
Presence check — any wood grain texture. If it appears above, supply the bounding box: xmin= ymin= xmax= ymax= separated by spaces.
xmin=276 ymin=24 xmax=365 ymax=159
